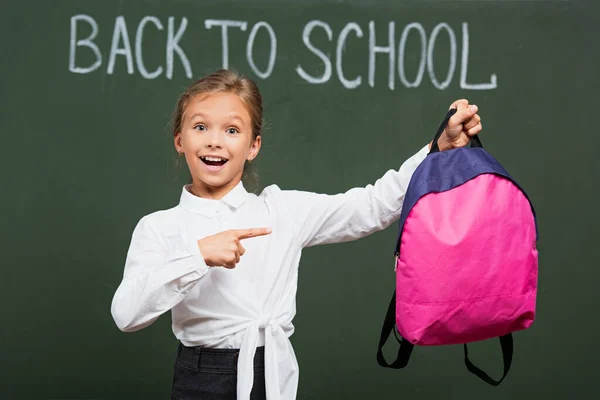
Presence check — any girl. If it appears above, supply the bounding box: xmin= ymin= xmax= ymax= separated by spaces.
xmin=111 ymin=69 xmax=482 ymax=400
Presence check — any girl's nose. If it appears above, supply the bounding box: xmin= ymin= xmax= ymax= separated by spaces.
xmin=205 ymin=131 xmax=223 ymax=148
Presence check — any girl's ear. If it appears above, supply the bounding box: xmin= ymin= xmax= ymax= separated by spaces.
xmin=247 ymin=136 xmax=262 ymax=162
xmin=174 ymin=133 xmax=183 ymax=153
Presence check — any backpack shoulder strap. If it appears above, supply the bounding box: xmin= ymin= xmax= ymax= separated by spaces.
xmin=376 ymin=290 xmax=414 ymax=369
xmin=464 ymin=333 xmax=514 ymax=386
xmin=376 ymin=289 xmax=515 ymax=386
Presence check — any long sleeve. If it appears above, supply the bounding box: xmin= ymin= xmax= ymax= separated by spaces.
xmin=280 ymin=144 xmax=429 ymax=248
xmin=110 ymin=215 xmax=209 ymax=332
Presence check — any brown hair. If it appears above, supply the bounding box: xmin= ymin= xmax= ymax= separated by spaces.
xmin=171 ymin=69 xmax=263 ymax=191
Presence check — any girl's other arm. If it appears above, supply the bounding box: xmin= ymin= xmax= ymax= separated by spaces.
xmin=283 ymin=144 xmax=429 ymax=248
xmin=110 ymin=216 xmax=209 ymax=332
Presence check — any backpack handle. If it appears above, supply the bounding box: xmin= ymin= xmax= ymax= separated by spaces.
xmin=429 ymin=108 xmax=483 ymax=154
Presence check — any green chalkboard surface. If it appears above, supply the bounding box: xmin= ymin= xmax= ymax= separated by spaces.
xmin=1 ymin=0 xmax=599 ymax=399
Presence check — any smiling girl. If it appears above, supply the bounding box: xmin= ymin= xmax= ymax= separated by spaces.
xmin=111 ymin=69 xmax=482 ymax=400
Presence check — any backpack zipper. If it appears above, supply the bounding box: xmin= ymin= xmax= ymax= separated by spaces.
xmin=394 ymin=251 xmax=399 ymax=272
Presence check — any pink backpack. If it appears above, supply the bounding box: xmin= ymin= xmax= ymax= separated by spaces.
xmin=377 ymin=109 xmax=538 ymax=386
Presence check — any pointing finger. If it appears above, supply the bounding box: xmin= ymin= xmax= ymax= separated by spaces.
xmin=235 ymin=227 xmax=273 ymax=240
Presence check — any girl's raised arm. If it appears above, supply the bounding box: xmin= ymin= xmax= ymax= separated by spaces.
xmin=280 ymin=144 xmax=429 ymax=249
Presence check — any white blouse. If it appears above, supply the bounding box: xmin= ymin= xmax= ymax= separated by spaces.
xmin=111 ymin=144 xmax=429 ymax=400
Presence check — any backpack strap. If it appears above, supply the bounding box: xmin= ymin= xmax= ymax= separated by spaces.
xmin=464 ymin=333 xmax=514 ymax=386
xmin=376 ymin=290 xmax=414 ymax=369
xmin=377 ymin=290 xmax=514 ymax=386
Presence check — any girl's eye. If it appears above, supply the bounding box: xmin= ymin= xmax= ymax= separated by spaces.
xmin=193 ymin=124 xmax=207 ymax=131
xmin=226 ymin=127 xmax=240 ymax=134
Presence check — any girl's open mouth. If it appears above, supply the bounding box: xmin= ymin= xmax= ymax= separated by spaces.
xmin=200 ymin=156 xmax=228 ymax=167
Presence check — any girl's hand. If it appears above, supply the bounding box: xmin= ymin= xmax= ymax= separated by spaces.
xmin=436 ymin=99 xmax=482 ymax=151
xmin=197 ymin=228 xmax=272 ymax=269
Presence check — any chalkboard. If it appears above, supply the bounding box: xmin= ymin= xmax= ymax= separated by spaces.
xmin=2 ymin=0 xmax=599 ymax=399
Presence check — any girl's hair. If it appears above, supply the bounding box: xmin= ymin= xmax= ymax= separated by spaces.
xmin=171 ymin=69 xmax=263 ymax=192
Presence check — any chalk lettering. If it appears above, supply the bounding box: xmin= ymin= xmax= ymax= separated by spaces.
xmin=427 ymin=23 xmax=456 ymax=90
xmin=167 ymin=17 xmax=192 ymax=79
xmin=107 ymin=16 xmax=134 ymax=75
xmin=398 ymin=22 xmax=426 ymax=88
xmin=135 ymin=16 xmax=164 ymax=79
xmin=460 ymin=22 xmax=497 ymax=90
xmin=67 ymin=14 xmax=498 ymax=90
xmin=336 ymin=22 xmax=363 ymax=89
xmin=369 ymin=21 xmax=395 ymax=90
xmin=246 ymin=22 xmax=277 ymax=79
xmin=69 ymin=14 xmax=102 ymax=74
xmin=205 ymin=20 xmax=248 ymax=69
xmin=296 ymin=20 xmax=333 ymax=84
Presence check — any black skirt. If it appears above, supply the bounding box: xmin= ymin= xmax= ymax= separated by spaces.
xmin=171 ymin=342 xmax=266 ymax=400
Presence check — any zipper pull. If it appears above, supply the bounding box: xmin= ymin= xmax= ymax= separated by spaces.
xmin=393 ymin=251 xmax=399 ymax=272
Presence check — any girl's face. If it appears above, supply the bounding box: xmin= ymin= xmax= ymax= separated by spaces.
xmin=175 ymin=92 xmax=261 ymax=199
